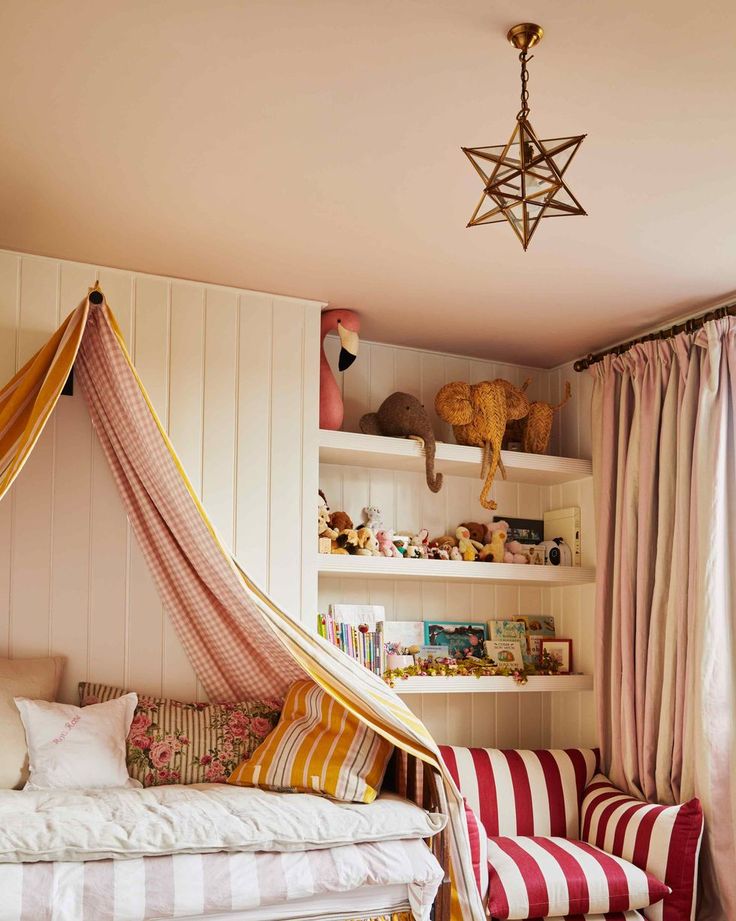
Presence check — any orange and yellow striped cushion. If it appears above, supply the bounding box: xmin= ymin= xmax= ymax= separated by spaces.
xmin=228 ymin=680 xmax=393 ymax=803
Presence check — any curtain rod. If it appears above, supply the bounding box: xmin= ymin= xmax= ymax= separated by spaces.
xmin=573 ymin=300 xmax=736 ymax=372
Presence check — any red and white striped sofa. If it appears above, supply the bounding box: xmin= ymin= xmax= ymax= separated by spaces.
xmin=439 ymin=746 xmax=703 ymax=921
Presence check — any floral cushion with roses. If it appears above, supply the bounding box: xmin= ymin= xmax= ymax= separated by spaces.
xmin=79 ymin=682 xmax=281 ymax=787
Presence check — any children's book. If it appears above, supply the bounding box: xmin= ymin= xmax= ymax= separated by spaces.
xmin=424 ymin=622 xmax=487 ymax=660
xmin=484 ymin=640 xmax=525 ymax=668
xmin=487 ymin=619 xmax=527 ymax=644
xmin=383 ymin=620 xmax=425 ymax=650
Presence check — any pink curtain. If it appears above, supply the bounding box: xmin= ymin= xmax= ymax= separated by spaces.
xmin=593 ymin=319 xmax=736 ymax=921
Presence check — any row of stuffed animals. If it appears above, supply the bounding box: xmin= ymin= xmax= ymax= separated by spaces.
xmin=318 ymin=493 xmax=530 ymax=563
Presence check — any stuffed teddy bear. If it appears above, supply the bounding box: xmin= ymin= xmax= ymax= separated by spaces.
xmin=428 ymin=545 xmax=450 ymax=560
xmin=329 ymin=509 xmax=354 ymax=532
xmin=459 ymin=521 xmax=486 ymax=545
xmin=361 ymin=506 xmax=384 ymax=531
xmin=504 ymin=539 xmax=530 ymax=564
xmin=409 ymin=529 xmax=430 ymax=559
xmin=449 ymin=545 xmax=462 ymax=561
xmin=455 ymin=525 xmax=482 ymax=561
xmin=355 ymin=526 xmax=380 ymax=556
xmin=376 ymin=529 xmax=401 ymax=557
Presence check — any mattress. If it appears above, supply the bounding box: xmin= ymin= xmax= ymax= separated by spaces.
xmin=161 ymin=882 xmax=410 ymax=921
xmin=0 ymin=839 xmax=442 ymax=921
xmin=0 ymin=783 xmax=445 ymax=862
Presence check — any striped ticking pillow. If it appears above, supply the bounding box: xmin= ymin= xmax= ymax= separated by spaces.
xmin=464 ymin=798 xmax=489 ymax=899
xmin=440 ymin=745 xmax=599 ymax=838
xmin=79 ymin=682 xmax=281 ymax=787
xmin=228 ymin=679 xmax=393 ymax=803
xmin=487 ymin=836 xmax=670 ymax=919
xmin=581 ymin=774 xmax=704 ymax=921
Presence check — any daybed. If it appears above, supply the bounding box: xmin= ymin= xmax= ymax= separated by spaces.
xmin=0 ymin=763 xmax=447 ymax=921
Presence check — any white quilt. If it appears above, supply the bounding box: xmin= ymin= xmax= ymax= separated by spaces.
xmin=0 ymin=783 xmax=446 ymax=863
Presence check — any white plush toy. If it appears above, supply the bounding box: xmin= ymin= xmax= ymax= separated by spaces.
xmin=361 ymin=505 xmax=384 ymax=531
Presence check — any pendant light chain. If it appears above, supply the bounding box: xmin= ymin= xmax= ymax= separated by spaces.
xmin=517 ymin=50 xmax=533 ymax=121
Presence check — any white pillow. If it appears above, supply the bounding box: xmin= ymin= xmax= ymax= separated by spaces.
xmin=14 ymin=694 xmax=138 ymax=790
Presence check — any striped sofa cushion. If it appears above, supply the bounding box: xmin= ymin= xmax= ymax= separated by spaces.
xmin=228 ymin=679 xmax=393 ymax=803
xmin=440 ymin=746 xmax=599 ymax=838
xmin=487 ymin=837 xmax=670 ymax=920
xmin=581 ymin=775 xmax=703 ymax=921
xmin=499 ymin=907 xmax=647 ymax=918
xmin=464 ymin=798 xmax=489 ymax=898
xmin=79 ymin=682 xmax=281 ymax=786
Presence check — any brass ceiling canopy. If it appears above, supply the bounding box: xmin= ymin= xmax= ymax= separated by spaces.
xmin=462 ymin=23 xmax=586 ymax=251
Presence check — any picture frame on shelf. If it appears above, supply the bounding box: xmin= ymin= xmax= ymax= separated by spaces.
xmin=496 ymin=516 xmax=544 ymax=545
xmin=540 ymin=638 xmax=573 ymax=674
xmin=424 ymin=622 xmax=486 ymax=660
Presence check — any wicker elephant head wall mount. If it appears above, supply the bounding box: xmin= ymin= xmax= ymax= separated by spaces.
xmin=435 ymin=379 xmax=572 ymax=510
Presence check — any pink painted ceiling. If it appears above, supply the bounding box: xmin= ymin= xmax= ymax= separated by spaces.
xmin=1 ymin=0 xmax=734 ymax=366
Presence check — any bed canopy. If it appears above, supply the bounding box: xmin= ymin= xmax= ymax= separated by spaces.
xmin=0 ymin=287 xmax=484 ymax=921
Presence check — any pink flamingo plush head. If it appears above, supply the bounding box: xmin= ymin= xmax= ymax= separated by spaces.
xmin=320 ymin=308 xmax=360 ymax=430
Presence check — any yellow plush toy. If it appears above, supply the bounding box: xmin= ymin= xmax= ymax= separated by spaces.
xmin=455 ymin=526 xmax=482 ymax=561
xmin=479 ymin=526 xmax=507 ymax=563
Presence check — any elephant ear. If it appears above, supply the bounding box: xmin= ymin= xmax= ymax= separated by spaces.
xmin=497 ymin=379 xmax=531 ymax=421
xmin=435 ymin=382 xmax=473 ymax=426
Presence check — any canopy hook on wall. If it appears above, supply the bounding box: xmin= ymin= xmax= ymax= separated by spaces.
xmin=64 ymin=284 xmax=106 ymax=396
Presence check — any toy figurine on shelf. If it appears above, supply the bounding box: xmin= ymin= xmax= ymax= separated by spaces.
xmin=318 ymin=490 xmax=338 ymax=554
xmin=409 ymin=529 xmax=430 ymax=558
xmin=361 ymin=505 xmax=384 ymax=531
xmin=355 ymin=527 xmax=380 ymax=556
xmin=478 ymin=520 xmax=507 ymax=563
xmin=376 ymin=529 xmax=401 ymax=557
xmin=455 ymin=526 xmax=482 ymax=561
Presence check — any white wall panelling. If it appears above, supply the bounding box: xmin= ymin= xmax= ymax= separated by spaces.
xmin=0 ymin=245 xmax=594 ymax=752
xmin=320 ymin=337 xmax=595 ymax=749
xmin=0 ymin=249 xmax=323 ymax=703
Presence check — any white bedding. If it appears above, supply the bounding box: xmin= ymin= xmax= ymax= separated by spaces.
xmin=0 ymin=783 xmax=445 ymax=863
xmin=0 ymin=840 xmax=443 ymax=921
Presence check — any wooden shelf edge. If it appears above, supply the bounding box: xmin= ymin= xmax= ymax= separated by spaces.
xmin=319 ymin=429 xmax=592 ymax=485
xmin=391 ymin=675 xmax=594 ymax=694
xmin=316 ymin=555 xmax=595 ymax=586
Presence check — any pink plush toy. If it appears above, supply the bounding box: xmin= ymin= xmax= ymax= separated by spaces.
xmin=376 ymin=529 xmax=401 ymax=558
xmin=504 ymin=539 xmax=530 ymax=564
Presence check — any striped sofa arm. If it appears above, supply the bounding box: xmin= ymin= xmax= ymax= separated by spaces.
xmin=439 ymin=746 xmax=599 ymax=839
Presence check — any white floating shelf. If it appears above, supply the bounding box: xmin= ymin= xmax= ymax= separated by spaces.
xmin=319 ymin=429 xmax=592 ymax=486
xmin=317 ymin=555 xmax=595 ymax=586
xmin=392 ymin=675 xmax=593 ymax=695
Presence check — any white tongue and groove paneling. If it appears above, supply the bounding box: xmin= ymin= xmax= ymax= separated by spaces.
xmin=320 ymin=337 xmax=594 ymax=750
xmin=0 ymin=249 xmax=322 ymax=703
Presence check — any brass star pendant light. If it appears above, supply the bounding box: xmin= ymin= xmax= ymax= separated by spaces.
xmin=462 ymin=23 xmax=586 ymax=250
